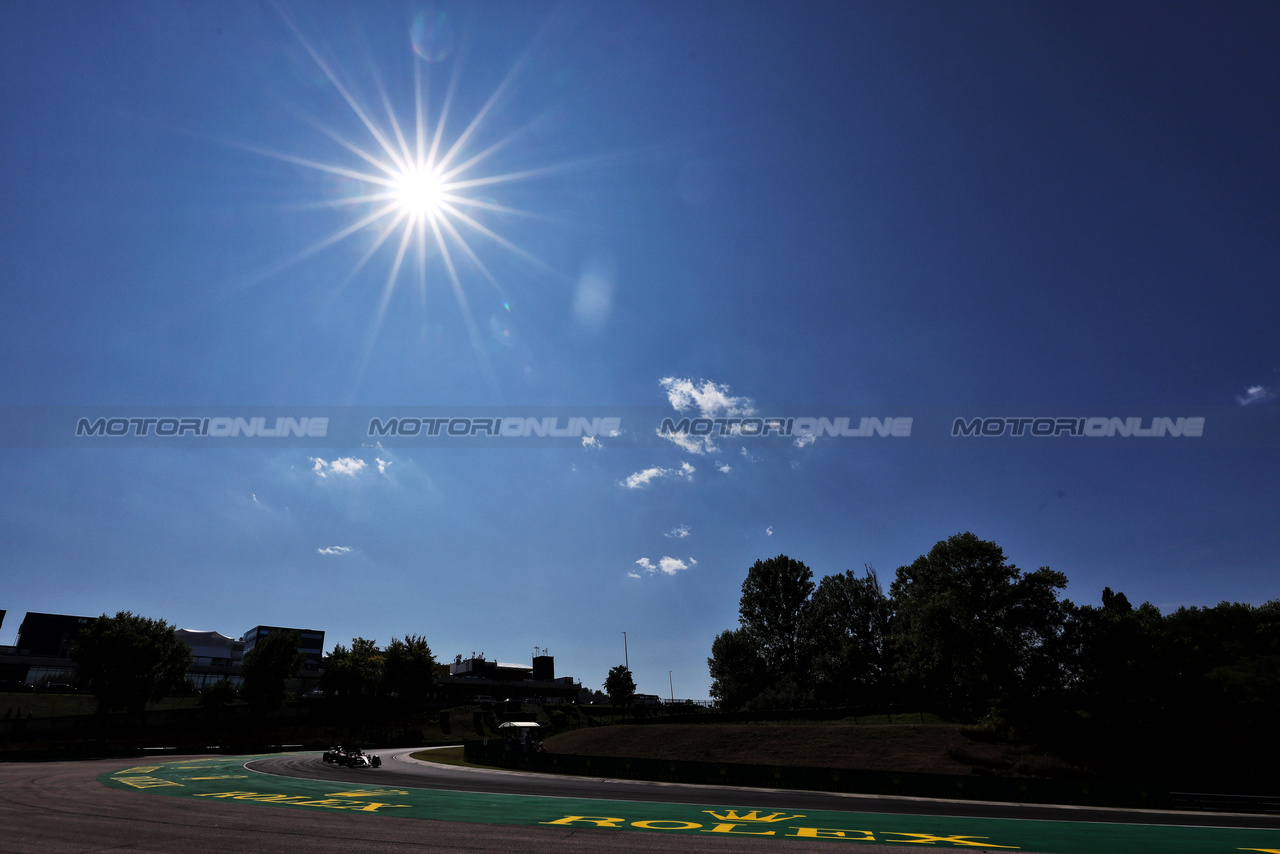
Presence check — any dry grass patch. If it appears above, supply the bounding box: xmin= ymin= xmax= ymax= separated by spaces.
xmin=544 ymin=723 xmax=1076 ymax=778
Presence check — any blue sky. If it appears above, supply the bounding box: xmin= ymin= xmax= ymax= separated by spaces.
xmin=2 ymin=1 xmax=1277 ymax=700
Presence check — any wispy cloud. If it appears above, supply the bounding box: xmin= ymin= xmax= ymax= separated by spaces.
xmin=622 ymin=467 xmax=666 ymax=489
xmin=1237 ymin=385 xmax=1276 ymax=406
xmin=716 ymin=462 xmax=731 ymax=473
xmin=311 ymin=457 xmax=367 ymax=478
xmin=657 ymin=376 xmax=756 ymax=454
xmin=766 ymin=526 xmax=773 ymax=536
xmin=661 ymin=431 xmax=711 ymax=454
xmin=582 ymin=435 xmax=603 ymax=449
xmin=621 ymin=462 xmax=695 ymax=489
xmin=659 ymin=377 xmax=755 ymax=417
xmin=376 ymin=457 xmax=391 ymax=474
xmin=318 ymin=545 xmax=352 ymax=555
xmin=635 ymin=555 xmax=697 ymax=576
xmin=665 ymin=524 xmax=691 ymax=539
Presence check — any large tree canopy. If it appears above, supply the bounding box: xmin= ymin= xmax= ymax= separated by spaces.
xmin=70 ymin=611 xmax=192 ymax=715
xmin=703 ymin=534 xmax=1280 ymax=787
xmin=707 ymin=627 xmax=767 ymax=710
xmin=240 ymin=629 xmax=304 ymax=713
xmin=706 ymin=554 xmax=816 ymax=709
xmin=738 ymin=554 xmax=815 ymax=677
xmin=382 ymin=634 xmax=436 ymax=706
xmin=604 ymin=664 xmax=636 ymax=705
xmin=805 ymin=565 xmax=893 ymax=706
xmin=320 ymin=637 xmax=384 ymax=698
xmin=889 ymin=531 xmax=1068 ymax=718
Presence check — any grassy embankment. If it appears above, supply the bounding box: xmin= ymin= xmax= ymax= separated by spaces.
xmin=1 ymin=690 xmax=1075 ymax=780
xmin=417 ymin=713 xmax=1081 ymax=780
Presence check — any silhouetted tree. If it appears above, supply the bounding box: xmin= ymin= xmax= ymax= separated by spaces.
xmin=70 ymin=611 xmax=192 ymax=715
xmin=889 ymin=532 xmax=1068 ymax=719
xmin=739 ymin=554 xmax=816 ymax=679
xmin=240 ymin=629 xmax=303 ymax=713
xmin=604 ymin=664 xmax=635 ymax=705
xmin=708 ymin=627 xmax=768 ymax=710
xmin=806 ymin=565 xmax=894 ymax=706
xmin=320 ymin=637 xmax=384 ymax=698
xmin=382 ymin=635 xmax=435 ymax=706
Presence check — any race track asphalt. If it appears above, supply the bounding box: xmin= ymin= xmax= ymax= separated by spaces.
xmin=1 ymin=750 xmax=1277 ymax=854
xmin=251 ymin=748 xmax=1280 ymax=829
xmin=0 ymin=755 xmax=894 ymax=854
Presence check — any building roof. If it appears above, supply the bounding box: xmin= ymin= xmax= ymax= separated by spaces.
xmin=176 ymin=629 xmax=237 ymax=643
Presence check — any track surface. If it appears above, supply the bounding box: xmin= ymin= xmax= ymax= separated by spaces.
xmin=1 ymin=751 xmax=1277 ymax=854
xmin=253 ymin=748 xmax=1280 ymax=829
xmin=0 ymin=755 xmax=882 ymax=854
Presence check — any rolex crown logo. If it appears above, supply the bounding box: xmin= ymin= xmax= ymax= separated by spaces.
xmin=703 ymin=810 xmax=804 ymax=823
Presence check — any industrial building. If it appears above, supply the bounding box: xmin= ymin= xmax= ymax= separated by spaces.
xmin=435 ymin=652 xmax=581 ymax=704
xmin=0 ymin=612 xmax=96 ymax=687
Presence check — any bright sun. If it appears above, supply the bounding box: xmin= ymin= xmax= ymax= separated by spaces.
xmin=239 ymin=10 xmax=580 ymax=385
xmin=245 ymin=14 xmax=559 ymax=301
xmin=392 ymin=164 xmax=445 ymax=219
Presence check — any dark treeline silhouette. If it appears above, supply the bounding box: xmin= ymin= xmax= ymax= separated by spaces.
xmin=708 ymin=533 xmax=1280 ymax=788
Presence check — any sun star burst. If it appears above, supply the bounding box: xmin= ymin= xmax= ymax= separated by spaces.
xmin=236 ymin=11 xmax=579 ymax=387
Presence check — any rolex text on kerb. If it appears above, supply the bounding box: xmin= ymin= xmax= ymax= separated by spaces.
xmin=540 ymin=812 xmax=1018 ymax=846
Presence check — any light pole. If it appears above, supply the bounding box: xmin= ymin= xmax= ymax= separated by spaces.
xmin=622 ymin=631 xmax=628 ymax=670
xmin=669 ymin=670 xmax=674 ymax=703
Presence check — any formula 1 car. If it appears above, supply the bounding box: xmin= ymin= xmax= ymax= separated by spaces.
xmin=322 ymin=745 xmax=382 ymax=768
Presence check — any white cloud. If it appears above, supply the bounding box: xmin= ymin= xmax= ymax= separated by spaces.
xmin=793 ymin=433 xmax=816 ymax=448
xmin=623 ymin=467 xmax=666 ymax=489
xmin=376 ymin=457 xmax=391 ymax=474
xmin=318 ymin=546 xmax=352 ymax=555
xmin=621 ymin=463 xmax=695 ymax=489
xmin=310 ymin=456 xmax=367 ymax=478
xmin=659 ymin=377 xmax=756 ymax=417
xmin=330 ymin=457 xmax=366 ymax=476
xmin=665 ymin=525 xmax=691 ymax=539
xmin=582 ymin=435 xmax=602 ymax=449
xmin=716 ymin=462 xmax=731 ymax=474
xmin=1237 ymin=385 xmax=1276 ymax=406
xmin=635 ymin=555 xmax=696 ymax=576
xmin=627 ymin=570 xmax=642 ymax=579
xmin=740 ymin=447 xmax=759 ymax=463
xmin=766 ymin=526 xmax=774 ymax=536
xmin=656 ymin=377 xmax=757 ymax=455
xmin=659 ymin=556 xmax=694 ymax=575
xmin=662 ymin=430 xmax=713 ymax=455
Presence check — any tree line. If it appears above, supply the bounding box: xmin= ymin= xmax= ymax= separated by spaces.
xmin=709 ymin=532 xmax=1280 ymax=784
xmin=68 ymin=616 xmax=437 ymax=716
xmin=318 ymin=635 xmax=436 ymax=706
